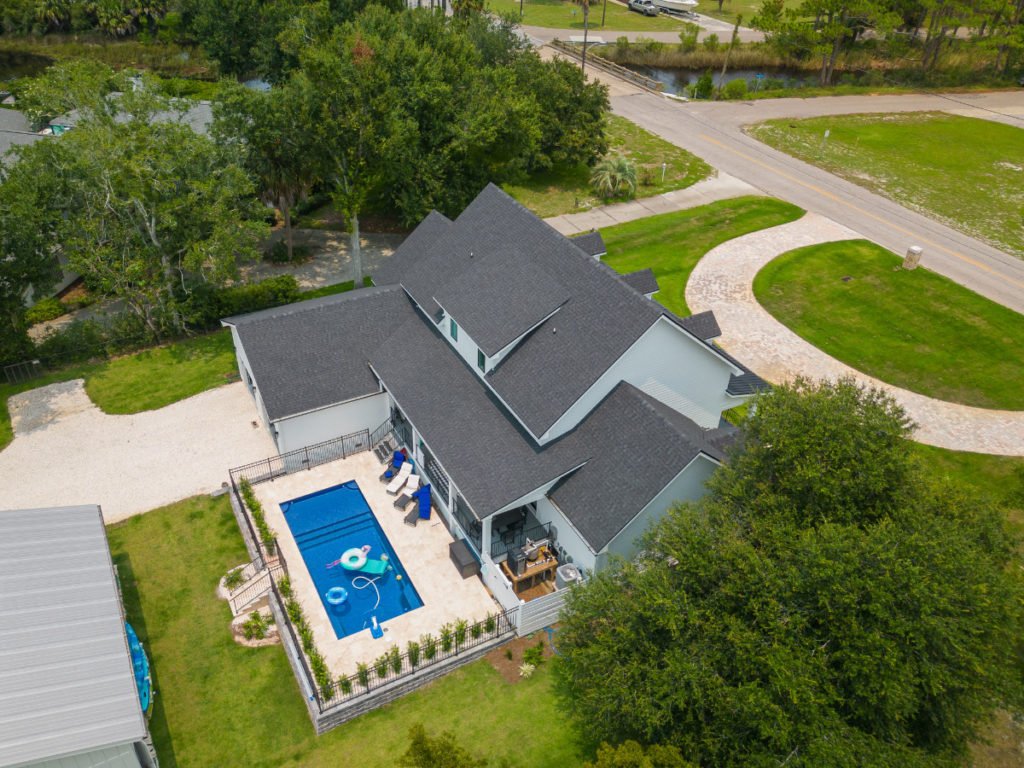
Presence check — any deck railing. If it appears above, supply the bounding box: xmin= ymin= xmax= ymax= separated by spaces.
xmin=490 ymin=521 xmax=553 ymax=561
xmin=228 ymin=428 xmax=371 ymax=490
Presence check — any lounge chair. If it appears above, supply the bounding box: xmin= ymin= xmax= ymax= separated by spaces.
xmin=385 ymin=462 xmax=413 ymax=494
xmin=404 ymin=485 xmax=432 ymax=527
xmin=380 ymin=451 xmax=406 ymax=481
xmin=374 ymin=438 xmax=395 ymax=463
xmin=392 ymin=475 xmax=420 ymax=509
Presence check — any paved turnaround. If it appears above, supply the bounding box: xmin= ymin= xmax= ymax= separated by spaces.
xmin=609 ymin=87 xmax=1024 ymax=314
xmin=686 ymin=214 xmax=1024 ymax=456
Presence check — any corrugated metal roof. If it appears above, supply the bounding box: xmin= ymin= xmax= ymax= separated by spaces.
xmin=0 ymin=506 xmax=147 ymax=768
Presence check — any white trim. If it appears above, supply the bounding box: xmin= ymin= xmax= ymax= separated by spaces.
xmin=596 ymin=452 xmax=720 ymax=556
xmin=488 ymin=304 xmax=565 ymax=360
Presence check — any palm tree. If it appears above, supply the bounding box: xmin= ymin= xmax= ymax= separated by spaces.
xmin=590 ymin=155 xmax=638 ymax=200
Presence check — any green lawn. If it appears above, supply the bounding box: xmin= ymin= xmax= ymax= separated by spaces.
xmin=600 ymin=196 xmax=805 ymax=316
xmin=488 ymin=0 xmax=684 ymax=30
xmin=699 ymin=0 xmax=800 ymax=22
xmin=748 ymin=113 xmax=1024 ymax=259
xmin=107 ymin=495 xmax=587 ymax=768
xmin=753 ymin=239 xmax=1024 ymax=410
xmin=505 ymin=115 xmax=712 ymax=219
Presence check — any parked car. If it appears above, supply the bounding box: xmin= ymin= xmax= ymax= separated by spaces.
xmin=628 ymin=0 xmax=659 ymax=16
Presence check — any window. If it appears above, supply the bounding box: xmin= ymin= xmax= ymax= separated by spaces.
xmin=449 ymin=318 xmax=458 ymax=341
xmin=477 ymin=349 xmax=486 ymax=372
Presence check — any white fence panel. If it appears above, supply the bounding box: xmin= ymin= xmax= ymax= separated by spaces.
xmin=481 ymin=561 xmax=522 ymax=611
xmin=515 ymin=590 xmax=567 ymax=636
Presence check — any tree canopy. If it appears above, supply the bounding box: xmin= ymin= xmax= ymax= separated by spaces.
xmin=556 ymin=378 xmax=1024 ymax=768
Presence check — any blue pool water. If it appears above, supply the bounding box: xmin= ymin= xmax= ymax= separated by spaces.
xmin=281 ymin=481 xmax=423 ymax=639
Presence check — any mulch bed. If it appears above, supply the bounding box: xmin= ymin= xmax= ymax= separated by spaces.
xmin=486 ymin=629 xmax=557 ymax=684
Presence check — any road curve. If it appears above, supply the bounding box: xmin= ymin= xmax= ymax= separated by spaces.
xmin=609 ymin=88 xmax=1024 ymax=314
xmin=686 ymin=214 xmax=1024 ymax=456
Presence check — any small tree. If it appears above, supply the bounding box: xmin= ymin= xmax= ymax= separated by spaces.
xmin=585 ymin=741 xmax=695 ymax=768
xmin=399 ymin=724 xmax=491 ymax=767
xmin=590 ymin=154 xmax=637 ymax=199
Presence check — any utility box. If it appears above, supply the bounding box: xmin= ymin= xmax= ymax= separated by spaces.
xmin=556 ymin=563 xmax=583 ymax=590
xmin=903 ymin=245 xmax=923 ymax=270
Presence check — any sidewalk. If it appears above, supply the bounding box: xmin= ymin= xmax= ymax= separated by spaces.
xmin=545 ymin=171 xmax=759 ymax=235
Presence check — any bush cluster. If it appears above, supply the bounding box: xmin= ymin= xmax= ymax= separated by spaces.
xmin=238 ymin=478 xmax=276 ymax=554
xmin=24 ymin=298 xmax=66 ymax=326
xmin=241 ymin=609 xmax=270 ymax=640
xmin=285 ymin=595 xmax=333 ymax=696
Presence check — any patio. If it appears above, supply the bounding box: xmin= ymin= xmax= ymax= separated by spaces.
xmin=251 ymin=450 xmax=500 ymax=678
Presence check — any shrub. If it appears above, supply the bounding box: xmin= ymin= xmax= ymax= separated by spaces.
xmin=440 ymin=624 xmax=454 ymax=653
xmin=285 ymin=598 xmax=303 ymax=625
xmin=278 ymin=575 xmax=292 ymax=599
xmin=694 ymin=70 xmax=715 ymax=99
xmin=523 ymin=641 xmax=545 ymax=667
xmin=299 ymin=624 xmax=315 ymax=653
xmin=357 ymin=662 xmax=371 ymax=688
xmin=25 ymin=297 xmax=66 ymax=326
xmin=238 ymin=477 xmax=276 ymax=554
xmin=375 ymin=654 xmax=389 ymax=679
xmin=591 ymin=154 xmax=638 ymax=200
xmin=471 ymin=620 xmax=483 ymax=639
xmin=702 ymin=33 xmax=720 ymax=52
xmin=616 ymin=35 xmax=629 ymax=54
xmin=454 ymin=619 xmax=469 ymax=648
xmin=639 ymin=165 xmax=656 ymax=187
xmin=678 ymin=22 xmax=699 ymax=53
xmin=265 ymin=240 xmax=312 ymax=265
xmin=761 ymin=77 xmax=785 ymax=90
xmin=422 ymin=633 xmax=437 ymax=660
xmin=519 ymin=662 xmax=536 ymax=679
xmin=504 ymin=648 xmax=514 ymax=661
xmin=485 ymin=613 xmax=497 ymax=634
xmin=408 ymin=640 xmax=421 ymax=668
xmin=242 ymin=610 xmax=269 ymax=640
xmin=722 ymin=78 xmax=748 ymax=100
xmin=339 ymin=676 xmax=353 ymax=695
xmin=216 ymin=275 xmax=300 ymax=321
xmin=223 ymin=566 xmax=246 ymax=590
xmin=390 ymin=645 xmax=403 ymax=674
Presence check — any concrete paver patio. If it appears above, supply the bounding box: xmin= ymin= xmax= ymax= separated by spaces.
xmin=685 ymin=214 xmax=1024 ymax=456
xmin=253 ymin=452 xmax=499 ymax=678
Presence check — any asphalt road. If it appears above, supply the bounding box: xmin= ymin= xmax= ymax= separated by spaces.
xmin=607 ymin=87 xmax=1024 ymax=313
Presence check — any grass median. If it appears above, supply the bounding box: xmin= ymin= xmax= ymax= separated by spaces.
xmin=601 ymin=196 xmax=805 ymax=316
xmin=748 ymin=112 xmax=1024 ymax=259
xmin=753 ymin=239 xmax=1024 ymax=410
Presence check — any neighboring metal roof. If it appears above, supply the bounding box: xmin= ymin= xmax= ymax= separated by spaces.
xmin=549 ymin=383 xmax=736 ymax=552
xmin=51 ymin=101 xmax=214 ymax=135
xmin=225 ymin=286 xmax=417 ymax=422
xmin=434 ymin=248 xmax=570 ymax=357
xmin=621 ymin=268 xmax=659 ymax=296
xmin=0 ymin=129 xmax=44 ymax=167
xmin=0 ymin=505 xmax=147 ymax=768
xmin=571 ymin=231 xmax=606 ymax=258
xmin=677 ymin=310 xmax=722 ymax=341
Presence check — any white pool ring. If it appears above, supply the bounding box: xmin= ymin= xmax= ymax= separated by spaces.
xmin=340 ymin=548 xmax=367 ymax=570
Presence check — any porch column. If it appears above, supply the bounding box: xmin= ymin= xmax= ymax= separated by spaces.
xmin=481 ymin=515 xmax=493 ymax=563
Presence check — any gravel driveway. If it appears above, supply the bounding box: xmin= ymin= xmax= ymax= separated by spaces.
xmin=0 ymin=380 xmax=276 ymax=522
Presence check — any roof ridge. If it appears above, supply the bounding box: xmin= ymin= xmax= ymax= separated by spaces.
xmin=223 ymin=284 xmax=403 ymax=326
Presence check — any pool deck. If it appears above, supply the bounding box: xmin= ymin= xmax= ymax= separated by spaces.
xmin=253 ymin=451 xmax=500 ymax=678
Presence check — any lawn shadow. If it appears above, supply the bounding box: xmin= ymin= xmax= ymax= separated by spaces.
xmin=112 ymin=549 xmax=181 ymax=768
xmin=548 ymin=656 xmax=603 ymax=760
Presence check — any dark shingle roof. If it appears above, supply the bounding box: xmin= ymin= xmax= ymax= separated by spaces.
xmin=372 ymin=210 xmax=452 ymax=288
xmin=621 ymin=268 xmax=659 ymax=296
xmin=549 ymin=383 xmax=735 ymax=552
xmin=677 ymin=310 xmax=721 ymax=341
xmin=225 ymin=287 xmax=416 ymax=421
xmin=434 ymin=249 xmax=570 ymax=356
xmin=571 ymin=231 xmax=606 ymax=258
xmin=376 ymin=185 xmax=668 ymax=438
xmin=712 ymin=344 xmax=770 ymax=396
xmin=370 ymin=310 xmax=584 ymax=515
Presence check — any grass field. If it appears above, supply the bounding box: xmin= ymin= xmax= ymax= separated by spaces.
xmin=748 ymin=113 xmax=1024 ymax=258
xmin=753 ymin=239 xmax=1024 ymax=410
xmin=504 ymin=115 xmax=712 ymax=218
xmin=487 ymin=0 xmax=684 ymax=30
xmin=698 ymin=0 xmax=800 ymax=22
xmin=600 ymin=196 xmax=804 ymax=316
xmin=107 ymin=495 xmax=587 ymax=768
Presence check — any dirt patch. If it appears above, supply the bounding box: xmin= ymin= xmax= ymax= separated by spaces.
xmin=486 ymin=630 xmax=557 ymax=684
xmin=8 ymin=379 xmax=93 ymax=435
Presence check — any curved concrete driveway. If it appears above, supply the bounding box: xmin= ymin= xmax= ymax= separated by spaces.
xmin=685 ymin=213 xmax=1024 ymax=456
xmin=0 ymin=380 xmax=276 ymax=521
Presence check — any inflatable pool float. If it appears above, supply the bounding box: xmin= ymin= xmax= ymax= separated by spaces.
xmin=125 ymin=623 xmax=152 ymax=714
xmin=340 ymin=545 xmax=369 ymax=571
xmin=325 ymin=586 xmax=349 ymax=605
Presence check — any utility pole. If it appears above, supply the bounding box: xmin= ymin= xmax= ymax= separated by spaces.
xmin=715 ymin=14 xmax=742 ymax=99
xmin=581 ymin=0 xmax=590 ymax=74
xmin=601 ymin=0 xmax=607 ymax=27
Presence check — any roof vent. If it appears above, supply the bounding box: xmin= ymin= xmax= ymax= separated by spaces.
xmin=552 ymin=327 xmax=557 ymax=334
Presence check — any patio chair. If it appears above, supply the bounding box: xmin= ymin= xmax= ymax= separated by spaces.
xmin=380 ymin=451 xmax=407 ymax=481
xmin=385 ymin=461 xmax=413 ymax=494
xmin=374 ymin=438 xmax=395 ymax=464
xmin=392 ymin=475 xmax=420 ymax=509
xmin=404 ymin=485 xmax=431 ymax=527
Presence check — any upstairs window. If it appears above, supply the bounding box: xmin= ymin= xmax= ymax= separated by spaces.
xmin=477 ymin=349 xmax=486 ymax=372
xmin=450 ymin=318 xmax=458 ymax=341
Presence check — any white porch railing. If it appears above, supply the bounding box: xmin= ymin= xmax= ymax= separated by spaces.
xmin=515 ymin=589 xmax=567 ymax=636
xmin=481 ymin=559 xmax=521 ymax=611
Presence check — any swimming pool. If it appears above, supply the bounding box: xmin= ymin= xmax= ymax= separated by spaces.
xmin=281 ymin=481 xmax=423 ymax=640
